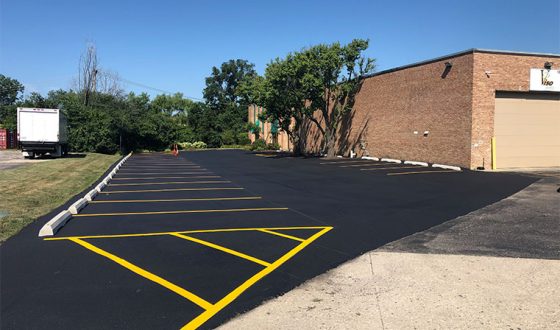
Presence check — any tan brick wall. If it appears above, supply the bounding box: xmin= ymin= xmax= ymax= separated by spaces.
xmin=247 ymin=105 xmax=291 ymax=150
xmin=470 ymin=52 xmax=559 ymax=169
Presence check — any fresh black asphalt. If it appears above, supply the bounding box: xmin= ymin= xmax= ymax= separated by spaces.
xmin=1 ymin=150 xmax=536 ymax=329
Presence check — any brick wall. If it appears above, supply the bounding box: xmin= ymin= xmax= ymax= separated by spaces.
xmin=470 ymin=52 xmax=559 ymax=169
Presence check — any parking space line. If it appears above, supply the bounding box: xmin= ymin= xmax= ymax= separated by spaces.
xmin=122 ymin=166 xmax=202 ymax=169
xmin=360 ymin=166 xmax=419 ymax=171
xmin=182 ymin=226 xmax=333 ymax=330
xmin=68 ymin=237 xmax=213 ymax=310
xmin=101 ymin=187 xmax=242 ymax=194
xmin=171 ymin=233 xmax=271 ymax=267
xmin=387 ymin=169 xmax=460 ymax=176
xmin=340 ymin=163 xmax=398 ymax=168
xmin=114 ymin=171 xmax=211 ymax=175
xmin=90 ymin=197 xmax=262 ymax=204
xmin=74 ymin=207 xmax=289 ymax=217
xmin=319 ymin=160 xmax=369 ymax=165
xmin=44 ymin=226 xmax=331 ymax=241
xmin=108 ymin=180 xmax=231 ymax=187
xmin=258 ymin=229 xmax=305 ymax=242
xmin=112 ymin=176 xmax=221 ymax=180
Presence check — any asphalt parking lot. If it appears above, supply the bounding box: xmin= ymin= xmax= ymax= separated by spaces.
xmin=1 ymin=150 xmax=536 ymax=329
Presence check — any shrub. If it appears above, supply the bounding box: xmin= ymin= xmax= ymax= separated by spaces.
xmin=192 ymin=141 xmax=207 ymax=149
xmin=249 ymin=139 xmax=267 ymax=151
xmin=237 ymin=132 xmax=251 ymax=145
xmin=267 ymin=142 xmax=280 ymax=150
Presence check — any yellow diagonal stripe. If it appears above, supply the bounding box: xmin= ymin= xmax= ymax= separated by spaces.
xmin=69 ymin=238 xmax=213 ymax=310
xmin=108 ymin=180 xmax=230 ymax=187
xmin=258 ymin=229 xmax=305 ymax=242
xmin=101 ymin=187 xmax=242 ymax=194
xmin=171 ymin=233 xmax=271 ymax=267
xmin=74 ymin=207 xmax=289 ymax=217
xmin=182 ymin=226 xmax=333 ymax=330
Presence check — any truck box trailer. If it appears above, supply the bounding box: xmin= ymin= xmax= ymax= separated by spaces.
xmin=17 ymin=107 xmax=68 ymax=158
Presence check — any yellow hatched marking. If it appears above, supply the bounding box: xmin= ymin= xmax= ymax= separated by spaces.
xmin=112 ymin=176 xmax=220 ymax=180
xmin=360 ymin=166 xmax=419 ymax=171
xmin=340 ymin=163 xmax=397 ymax=168
xmin=45 ymin=226 xmax=330 ymax=241
xmin=387 ymin=170 xmax=460 ymax=176
xmin=74 ymin=207 xmax=288 ymax=217
xmin=90 ymin=197 xmax=262 ymax=204
xmin=101 ymin=187 xmax=241 ymax=194
xmin=258 ymin=229 xmax=305 ymax=242
xmin=182 ymin=227 xmax=333 ymax=330
xmin=170 ymin=233 xmax=271 ymax=267
xmin=108 ymin=180 xmax=230 ymax=187
xmin=68 ymin=238 xmax=213 ymax=310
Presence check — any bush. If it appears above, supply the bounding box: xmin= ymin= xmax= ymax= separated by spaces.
xmin=267 ymin=142 xmax=280 ymax=150
xmin=237 ymin=132 xmax=251 ymax=145
xmin=179 ymin=141 xmax=207 ymax=149
xmin=249 ymin=139 xmax=267 ymax=151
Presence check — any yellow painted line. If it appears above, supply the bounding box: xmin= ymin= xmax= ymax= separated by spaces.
xmin=112 ymin=176 xmax=221 ymax=180
xmin=122 ymin=166 xmax=202 ymax=169
xmin=254 ymin=154 xmax=276 ymax=157
xmin=90 ymin=196 xmax=262 ymax=204
xmin=68 ymin=237 xmax=213 ymax=310
xmin=387 ymin=170 xmax=460 ymax=176
xmin=340 ymin=163 xmax=395 ymax=168
xmin=113 ymin=171 xmax=211 ymax=175
xmin=258 ymin=229 xmax=305 ymax=242
xmin=108 ymin=180 xmax=230 ymax=187
xmin=74 ymin=207 xmax=289 ymax=217
xmin=44 ymin=226 xmax=330 ymax=241
xmin=181 ymin=226 xmax=333 ymax=330
xmin=100 ymin=187 xmax=241 ymax=194
xmin=171 ymin=233 xmax=271 ymax=267
xmin=360 ymin=166 xmax=419 ymax=171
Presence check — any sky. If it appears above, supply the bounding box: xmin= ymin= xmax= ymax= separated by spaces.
xmin=1 ymin=0 xmax=559 ymax=100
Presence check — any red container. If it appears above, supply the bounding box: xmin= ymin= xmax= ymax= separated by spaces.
xmin=0 ymin=129 xmax=7 ymax=149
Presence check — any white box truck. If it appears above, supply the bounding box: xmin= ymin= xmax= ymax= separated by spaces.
xmin=17 ymin=107 xmax=68 ymax=158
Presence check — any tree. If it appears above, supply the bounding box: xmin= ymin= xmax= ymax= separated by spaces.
xmin=299 ymin=39 xmax=375 ymax=157
xmin=0 ymin=74 xmax=24 ymax=130
xmin=78 ymin=43 xmax=99 ymax=106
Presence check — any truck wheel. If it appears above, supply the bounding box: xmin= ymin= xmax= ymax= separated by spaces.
xmin=24 ymin=152 xmax=35 ymax=159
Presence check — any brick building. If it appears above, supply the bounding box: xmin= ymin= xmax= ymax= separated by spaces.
xmin=301 ymin=49 xmax=560 ymax=169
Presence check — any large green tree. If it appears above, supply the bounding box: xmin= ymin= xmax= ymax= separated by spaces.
xmin=0 ymin=74 xmax=25 ymax=130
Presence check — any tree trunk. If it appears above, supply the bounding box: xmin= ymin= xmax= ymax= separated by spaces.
xmin=325 ymin=127 xmax=337 ymax=158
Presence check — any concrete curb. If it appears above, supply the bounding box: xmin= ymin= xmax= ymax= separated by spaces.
xmin=361 ymin=156 xmax=379 ymax=161
xmin=38 ymin=210 xmax=72 ymax=237
xmin=38 ymin=152 xmax=132 ymax=237
xmin=381 ymin=158 xmax=402 ymax=164
xmin=432 ymin=163 xmax=462 ymax=171
xmin=68 ymin=198 xmax=87 ymax=215
xmin=404 ymin=160 xmax=429 ymax=167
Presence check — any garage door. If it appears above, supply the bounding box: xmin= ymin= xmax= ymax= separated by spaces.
xmin=494 ymin=92 xmax=560 ymax=169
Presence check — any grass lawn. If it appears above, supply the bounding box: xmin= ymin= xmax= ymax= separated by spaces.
xmin=0 ymin=153 xmax=120 ymax=241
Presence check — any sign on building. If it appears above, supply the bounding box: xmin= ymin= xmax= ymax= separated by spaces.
xmin=530 ymin=68 xmax=560 ymax=92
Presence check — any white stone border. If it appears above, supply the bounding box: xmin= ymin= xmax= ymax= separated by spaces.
xmin=432 ymin=163 xmax=462 ymax=171
xmin=404 ymin=160 xmax=429 ymax=167
xmin=361 ymin=156 xmax=379 ymax=161
xmin=380 ymin=158 xmax=402 ymax=164
xmin=38 ymin=152 xmax=132 ymax=237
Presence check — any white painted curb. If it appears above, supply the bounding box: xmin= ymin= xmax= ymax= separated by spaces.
xmin=69 ymin=198 xmax=88 ymax=215
xmin=381 ymin=158 xmax=402 ymax=164
xmin=404 ymin=160 xmax=429 ymax=167
xmin=432 ymin=164 xmax=462 ymax=171
xmin=95 ymin=182 xmax=107 ymax=192
xmin=84 ymin=189 xmax=98 ymax=202
xmin=361 ymin=156 xmax=379 ymax=161
xmin=38 ymin=210 xmax=72 ymax=237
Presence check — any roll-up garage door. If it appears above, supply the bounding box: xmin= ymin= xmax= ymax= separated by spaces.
xmin=494 ymin=92 xmax=560 ymax=169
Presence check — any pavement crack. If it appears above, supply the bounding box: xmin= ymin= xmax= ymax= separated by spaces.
xmin=368 ymin=252 xmax=386 ymax=330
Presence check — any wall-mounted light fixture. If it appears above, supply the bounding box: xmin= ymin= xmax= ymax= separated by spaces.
xmin=444 ymin=62 xmax=453 ymax=69
xmin=544 ymin=62 xmax=553 ymax=70
xmin=441 ymin=62 xmax=453 ymax=78
xmin=484 ymin=70 xmax=493 ymax=78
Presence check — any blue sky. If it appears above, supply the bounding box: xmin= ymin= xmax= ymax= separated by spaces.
xmin=1 ymin=0 xmax=559 ymax=99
